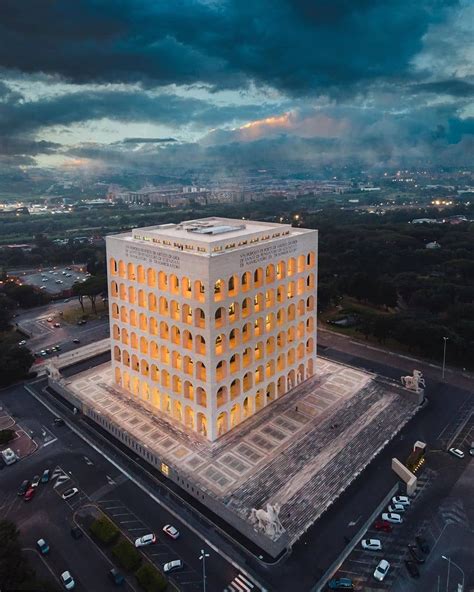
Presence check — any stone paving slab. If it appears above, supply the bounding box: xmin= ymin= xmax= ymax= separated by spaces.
xmin=63 ymin=358 xmax=419 ymax=545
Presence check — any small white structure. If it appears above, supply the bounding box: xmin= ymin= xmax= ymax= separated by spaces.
xmin=1 ymin=448 xmax=17 ymax=466
xmin=401 ymin=370 xmax=425 ymax=394
xmin=250 ymin=503 xmax=285 ymax=540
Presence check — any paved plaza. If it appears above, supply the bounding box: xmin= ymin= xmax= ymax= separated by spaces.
xmin=62 ymin=358 xmax=419 ymax=545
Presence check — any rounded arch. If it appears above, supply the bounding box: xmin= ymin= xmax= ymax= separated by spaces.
xmin=127 ymin=285 xmax=135 ymax=303
xmin=194 ymin=280 xmax=205 ymax=302
xmin=242 ymin=297 xmax=252 ymax=318
xmin=110 ymin=280 xmax=118 ymax=298
xmin=181 ymin=276 xmax=192 ymax=298
xmin=159 ymin=296 xmax=169 ymax=316
xmin=215 ymin=333 xmax=226 ymax=355
xmin=241 ymin=271 xmax=251 ymax=292
xmin=276 ymin=260 xmax=286 ymax=280
xmin=228 ymin=274 xmax=238 ymax=297
xmin=243 ymin=372 xmax=253 ymax=392
xmin=111 ymin=302 xmax=119 ymax=319
xmin=113 ymin=345 xmax=121 ymax=362
xmin=265 ymin=263 xmax=275 ymax=284
xmin=287 ymin=257 xmax=296 ymax=276
xmin=297 ymin=254 xmax=306 ymax=273
xmin=307 ymin=295 xmax=315 ymax=312
xmin=197 ymin=413 xmax=207 ymax=437
xmin=216 ymin=360 xmax=227 ymax=381
xmin=118 ymin=260 xmax=126 ymax=278
xmin=255 ymin=389 xmax=264 ymax=411
xmin=196 ymin=386 xmax=207 ymax=407
xmin=217 ymin=411 xmax=228 ymax=436
xmin=194 ymin=307 xmax=206 ymax=329
xmin=214 ymin=306 xmax=226 ymax=329
xmin=127 ymin=262 xmax=136 ymax=281
xmin=120 ymin=306 xmax=128 ymax=324
xmin=217 ymin=386 xmax=228 ymax=408
xmin=214 ymin=278 xmax=225 ymax=302
xmin=129 ymin=309 xmax=137 ymax=327
xmin=121 ymin=327 xmax=129 ymax=345
xmin=230 ymin=378 xmax=241 ymax=400
xmin=254 ymin=267 xmax=263 ymax=288
xmin=147 ymin=267 xmax=156 ymax=287
xmin=112 ymin=324 xmax=120 ymax=340
xmin=230 ymin=404 xmax=241 ymax=428
xmin=114 ymin=366 xmax=122 ymax=385
xmin=109 ymin=258 xmax=118 ymax=276
xmin=137 ymin=264 xmax=145 ymax=284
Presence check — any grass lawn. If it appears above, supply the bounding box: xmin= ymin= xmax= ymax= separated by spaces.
xmin=61 ymin=299 xmax=108 ymax=324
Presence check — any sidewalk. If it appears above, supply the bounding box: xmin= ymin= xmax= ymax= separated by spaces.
xmin=318 ymin=326 xmax=474 ymax=391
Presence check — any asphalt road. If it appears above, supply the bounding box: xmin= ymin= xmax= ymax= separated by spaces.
xmin=14 ymin=299 xmax=109 ymax=357
xmin=0 ymin=384 xmax=256 ymax=592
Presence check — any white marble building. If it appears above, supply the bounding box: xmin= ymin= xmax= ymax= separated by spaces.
xmin=107 ymin=217 xmax=318 ymax=441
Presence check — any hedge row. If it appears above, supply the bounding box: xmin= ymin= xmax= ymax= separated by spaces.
xmin=135 ymin=564 xmax=167 ymax=592
xmin=89 ymin=516 xmax=119 ymax=545
xmin=112 ymin=538 xmax=142 ymax=572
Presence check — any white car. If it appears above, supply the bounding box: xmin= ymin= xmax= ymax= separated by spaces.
xmin=134 ymin=533 xmax=156 ymax=547
xmin=163 ymin=524 xmax=180 ymax=539
xmin=60 ymin=570 xmax=75 ymax=590
xmin=449 ymin=448 xmax=464 ymax=459
xmin=62 ymin=487 xmax=79 ymax=500
xmin=374 ymin=559 xmax=390 ymax=582
xmin=163 ymin=559 xmax=183 ymax=573
xmin=381 ymin=512 xmax=402 ymax=524
xmin=388 ymin=503 xmax=406 ymax=513
xmin=392 ymin=495 xmax=410 ymax=506
xmin=361 ymin=539 xmax=382 ymax=551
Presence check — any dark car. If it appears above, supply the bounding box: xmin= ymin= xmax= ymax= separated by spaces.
xmin=374 ymin=520 xmax=393 ymax=533
xmin=405 ymin=560 xmax=420 ymax=578
xmin=71 ymin=526 xmax=83 ymax=539
xmin=108 ymin=568 xmax=125 ymax=586
xmin=415 ymin=535 xmax=430 ymax=554
xmin=18 ymin=480 xmax=30 ymax=496
xmin=327 ymin=578 xmax=354 ymax=590
xmin=24 ymin=487 xmax=36 ymax=501
xmin=53 ymin=418 xmax=65 ymax=426
xmin=408 ymin=544 xmax=425 ymax=564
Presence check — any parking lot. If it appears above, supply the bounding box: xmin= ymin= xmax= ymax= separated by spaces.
xmin=329 ymin=469 xmax=435 ymax=590
xmin=98 ymin=499 xmax=205 ymax=591
xmin=21 ymin=266 xmax=90 ymax=296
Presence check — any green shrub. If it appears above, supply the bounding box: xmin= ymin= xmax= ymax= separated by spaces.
xmin=89 ymin=516 xmax=119 ymax=545
xmin=135 ymin=564 xmax=167 ymax=592
xmin=112 ymin=538 xmax=142 ymax=571
xmin=0 ymin=429 xmax=15 ymax=445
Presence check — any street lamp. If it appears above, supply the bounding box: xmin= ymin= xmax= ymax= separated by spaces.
xmin=442 ymin=555 xmax=464 ymax=592
xmin=199 ymin=549 xmax=209 ymax=592
xmin=442 ymin=337 xmax=449 ymax=380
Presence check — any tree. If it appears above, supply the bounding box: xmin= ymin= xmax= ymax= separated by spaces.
xmin=0 ymin=345 xmax=34 ymax=387
xmin=74 ymin=275 xmax=107 ymax=314
xmin=0 ymin=520 xmax=31 ymax=589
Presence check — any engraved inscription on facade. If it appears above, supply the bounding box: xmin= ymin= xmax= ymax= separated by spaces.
xmin=239 ymin=239 xmax=298 ymax=268
xmin=125 ymin=245 xmax=181 ymax=269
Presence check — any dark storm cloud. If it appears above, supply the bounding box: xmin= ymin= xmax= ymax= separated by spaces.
xmin=413 ymin=79 xmax=474 ymax=97
xmin=0 ymin=0 xmax=458 ymax=94
xmin=120 ymin=137 xmax=178 ymax=144
xmin=0 ymin=83 xmax=280 ymax=155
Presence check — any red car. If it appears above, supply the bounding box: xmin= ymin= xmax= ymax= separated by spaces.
xmin=24 ymin=487 xmax=36 ymax=501
xmin=374 ymin=519 xmax=393 ymax=532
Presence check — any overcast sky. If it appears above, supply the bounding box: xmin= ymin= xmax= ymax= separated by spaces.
xmin=0 ymin=0 xmax=473 ymax=175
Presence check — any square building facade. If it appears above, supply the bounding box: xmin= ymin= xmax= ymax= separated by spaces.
xmin=106 ymin=217 xmax=318 ymax=442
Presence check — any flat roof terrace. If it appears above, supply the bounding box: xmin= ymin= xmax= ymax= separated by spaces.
xmin=61 ymin=358 xmax=419 ymax=547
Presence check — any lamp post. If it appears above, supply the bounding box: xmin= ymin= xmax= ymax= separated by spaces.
xmin=199 ymin=549 xmax=209 ymax=592
xmin=442 ymin=555 xmax=465 ymax=592
xmin=442 ymin=337 xmax=448 ymax=380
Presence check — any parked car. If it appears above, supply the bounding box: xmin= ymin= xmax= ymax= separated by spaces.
xmin=408 ymin=544 xmax=425 ymax=564
xmin=108 ymin=568 xmax=125 ymax=585
xmin=327 ymin=578 xmax=354 ymax=590
xmin=374 ymin=559 xmax=390 ymax=582
xmin=24 ymin=487 xmax=36 ymax=501
xmin=388 ymin=503 xmax=406 ymax=513
xmin=72 ymin=338 xmax=80 ymax=344
xmin=62 ymin=487 xmax=79 ymax=500
xmin=381 ymin=512 xmax=402 ymax=524
xmin=163 ymin=559 xmax=183 ymax=573
xmin=405 ymin=559 xmax=420 ymax=578
xmin=449 ymin=448 xmax=464 ymax=459
xmin=18 ymin=480 xmax=30 ymax=496
xmin=41 ymin=469 xmax=51 ymax=483
xmin=374 ymin=520 xmax=392 ymax=532
xmin=36 ymin=538 xmax=50 ymax=554
xmin=77 ymin=320 xmax=87 ymax=326
xmin=47 ymin=317 xmax=53 ymax=322
xmin=134 ymin=533 xmax=156 ymax=547
xmin=415 ymin=535 xmax=430 ymax=554
xmin=54 ymin=417 xmax=65 ymax=426
xmin=18 ymin=340 xmax=27 ymax=346
xmin=60 ymin=570 xmax=75 ymax=590
xmin=361 ymin=539 xmax=382 ymax=551
xmin=469 ymin=447 xmax=474 ymax=457
xmin=70 ymin=526 xmax=83 ymax=540
xmin=163 ymin=524 xmax=180 ymax=539
xmin=54 ymin=323 xmax=61 ymax=328
xmin=31 ymin=475 xmax=41 ymax=488
xmin=392 ymin=495 xmax=410 ymax=506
